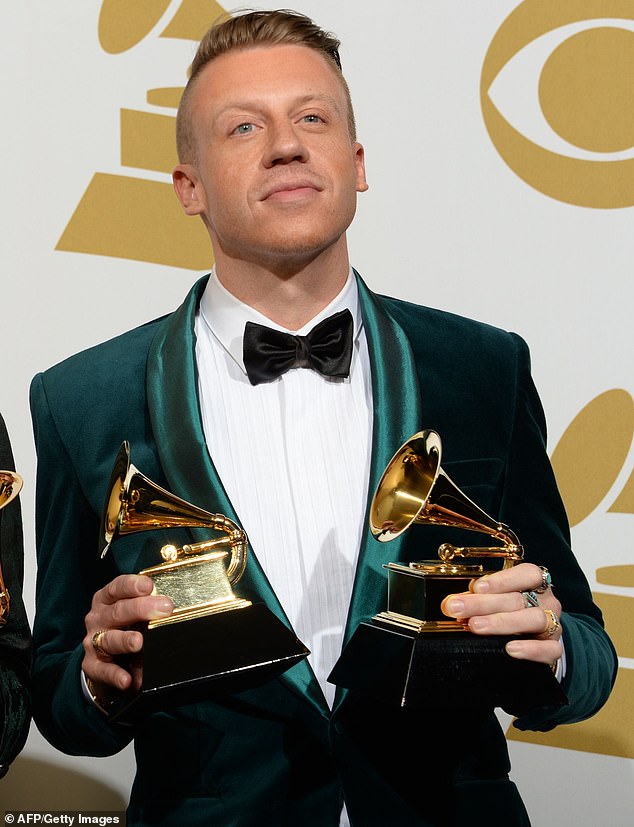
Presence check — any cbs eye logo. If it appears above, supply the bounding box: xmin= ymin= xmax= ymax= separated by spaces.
xmin=481 ymin=1 xmax=634 ymax=208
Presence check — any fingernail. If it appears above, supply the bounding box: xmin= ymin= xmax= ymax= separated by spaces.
xmin=445 ymin=598 xmax=464 ymax=616
xmin=473 ymin=577 xmax=490 ymax=593
xmin=505 ymin=641 xmax=524 ymax=658
xmin=470 ymin=617 xmax=489 ymax=632
xmin=138 ymin=574 xmax=156 ymax=593
xmin=129 ymin=631 xmax=144 ymax=652
xmin=117 ymin=673 xmax=132 ymax=691
xmin=151 ymin=598 xmax=174 ymax=618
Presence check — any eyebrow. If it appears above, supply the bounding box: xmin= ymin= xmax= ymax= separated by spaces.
xmin=213 ymin=93 xmax=345 ymax=120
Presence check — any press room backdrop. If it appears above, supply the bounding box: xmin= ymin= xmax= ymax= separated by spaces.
xmin=1 ymin=2 xmax=632 ymax=824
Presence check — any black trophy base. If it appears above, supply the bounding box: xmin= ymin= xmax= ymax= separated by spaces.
xmin=109 ymin=602 xmax=308 ymax=723
xmin=328 ymin=621 xmax=567 ymax=716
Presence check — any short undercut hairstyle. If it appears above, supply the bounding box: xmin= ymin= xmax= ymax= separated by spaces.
xmin=176 ymin=8 xmax=357 ymax=163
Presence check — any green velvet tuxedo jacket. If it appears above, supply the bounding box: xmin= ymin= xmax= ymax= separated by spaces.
xmin=0 ymin=413 xmax=31 ymax=777
xmin=30 ymin=273 xmax=616 ymax=826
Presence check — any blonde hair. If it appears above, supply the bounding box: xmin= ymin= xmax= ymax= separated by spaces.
xmin=176 ymin=9 xmax=357 ymax=162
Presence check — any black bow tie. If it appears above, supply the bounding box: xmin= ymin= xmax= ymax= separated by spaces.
xmin=243 ymin=309 xmax=354 ymax=386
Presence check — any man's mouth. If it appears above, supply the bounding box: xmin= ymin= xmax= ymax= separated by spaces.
xmin=261 ymin=180 xmax=322 ymax=201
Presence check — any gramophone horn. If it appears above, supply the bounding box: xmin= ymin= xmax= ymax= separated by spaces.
xmin=370 ymin=430 xmax=522 ymax=564
xmin=98 ymin=442 xmax=247 ymax=583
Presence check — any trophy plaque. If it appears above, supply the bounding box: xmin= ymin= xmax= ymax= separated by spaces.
xmin=329 ymin=431 xmax=567 ymax=714
xmin=99 ymin=442 xmax=308 ymax=722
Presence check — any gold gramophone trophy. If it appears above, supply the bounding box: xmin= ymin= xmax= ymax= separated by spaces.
xmin=329 ymin=430 xmax=566 ymax=713
xmin=0 ymin=470 xmax=23 ymax=624
xmin=100 ymin=442 xmax=308 ymax=721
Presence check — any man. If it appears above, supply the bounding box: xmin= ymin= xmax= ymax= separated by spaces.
xmin=30 ymin=10 xmax=616 ymax=826
xmin=0 ymin=413 xmax=31 ymax=778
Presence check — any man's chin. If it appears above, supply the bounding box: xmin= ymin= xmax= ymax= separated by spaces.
xmin=231 ymin=232 xmax=344 ymax=267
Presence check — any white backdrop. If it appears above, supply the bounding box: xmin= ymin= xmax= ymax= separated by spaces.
xmin=1 ymin=2 xmax=632 ymax=824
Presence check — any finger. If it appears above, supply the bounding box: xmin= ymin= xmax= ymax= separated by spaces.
xmin=94 ymin=573 xmax=156 ymax=608
xmin=85 ymin=592 xmax=173 ymax=635
xmin=84 ymin=627 xmax=144 ymax=660
xmin=108 ymin=593 xmax=174 ymax=629
xmin=466 ymin=606 xmax=559 ymax=637
xmin=82 ymin=627 xmax=148 ymax=693
xmin=442 ymin=590 xmax=527 ymax=619
xmin=83 ymin=656 xmax=136 ymax=693
xmin=506 ymin=637 xmax=564 ymax=665
xmin=471 ymin=563 xmax=551 ymax=596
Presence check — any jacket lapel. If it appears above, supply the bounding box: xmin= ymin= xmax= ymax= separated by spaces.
xmin=330 ymin=274 xmax=424 ymax=709
xmin=145 ymin=275 xmax=325 ymax=713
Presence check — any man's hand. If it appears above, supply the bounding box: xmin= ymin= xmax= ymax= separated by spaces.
xmin=441 ymin=562 xmax=563 ymax=666
xmin=82 ymin=574 xmax=174 ymax=698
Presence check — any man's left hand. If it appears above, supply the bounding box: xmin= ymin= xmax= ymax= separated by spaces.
xmin=441 ymin=562 xmax=563 ymax=666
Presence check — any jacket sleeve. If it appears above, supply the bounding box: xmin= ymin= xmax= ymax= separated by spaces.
xmin=29 ymin=374 xmax=133 ymax=757
xmin=0 ymin=414 xmax=32 ymax=775
xmin=501 ymin=335 xmax=617 ymax=731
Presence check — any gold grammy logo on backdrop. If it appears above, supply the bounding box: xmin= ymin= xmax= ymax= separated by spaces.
xmin=509 ymin=388 xmax=634 ymax=758
xmin=481 ymin=0 xmax=634 ymax=208
xmin=56 ymin=0 xmax=227 ymax=269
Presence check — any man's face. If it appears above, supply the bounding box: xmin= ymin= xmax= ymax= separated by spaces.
xmin=173 ymin=43 xmax=368 ymax=270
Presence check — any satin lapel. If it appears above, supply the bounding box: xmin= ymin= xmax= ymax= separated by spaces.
xmin=146 ymin=275 xmax=326 ymax=715
xmin=332 ymin=274 xmax=423 ymax=708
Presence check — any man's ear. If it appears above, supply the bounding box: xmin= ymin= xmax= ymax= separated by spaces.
xmin=353 ymin=142 xmax=369 ymax=193
xmin=172 ymin=164 xmax=206 ymax=215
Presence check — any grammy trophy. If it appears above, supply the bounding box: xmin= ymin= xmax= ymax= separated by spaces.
xmin=329 ymin=431 xmax=567 ymax=714
xmin=99 ymin=442 xmax=308 ymax=721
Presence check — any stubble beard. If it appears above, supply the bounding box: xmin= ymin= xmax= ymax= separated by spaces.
xmin=214 ymin=208 xmax=354 ymax=277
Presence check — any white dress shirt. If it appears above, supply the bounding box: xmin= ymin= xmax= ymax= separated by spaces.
xmin=194 ymin=269 xmax=374 ymax=708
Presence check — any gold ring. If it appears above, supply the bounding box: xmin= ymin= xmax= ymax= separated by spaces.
xmin=535 ymin=566 xmax=553 ymax=593
xmin=91 ymin=629 xmax=108 ymax=658
xmin=542 ymin=608 xmax=560 ymax=638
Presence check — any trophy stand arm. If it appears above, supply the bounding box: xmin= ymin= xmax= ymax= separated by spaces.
xmin=438 ymin=543 xmax=524 ymax=570
xmin=159 ymin=515 xmax=248 ymax=586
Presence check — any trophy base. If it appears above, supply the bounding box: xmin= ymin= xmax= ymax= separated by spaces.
xmin=328 ymin=620 xmax=568 ymax=716
xmin=109 ymin=602 xmax=308 ymax=723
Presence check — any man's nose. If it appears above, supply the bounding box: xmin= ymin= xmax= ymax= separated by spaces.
xmin=263 ymin=120 xmax=308 ymax=166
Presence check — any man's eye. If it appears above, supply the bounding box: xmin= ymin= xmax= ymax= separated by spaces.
xmin=233 ymin=123 xmax=255 ymax=135
xmin=302 ymin=114 xmax=323 ymax=124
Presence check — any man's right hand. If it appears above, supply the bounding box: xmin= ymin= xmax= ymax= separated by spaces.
xmin=82 ymin=574 xmax=174 ymax=698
